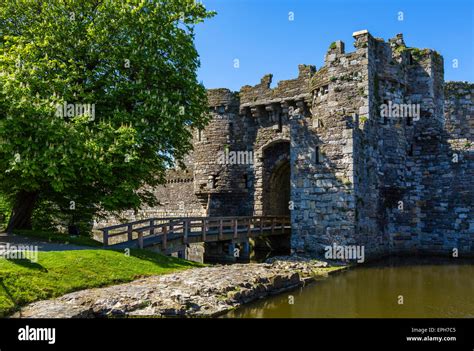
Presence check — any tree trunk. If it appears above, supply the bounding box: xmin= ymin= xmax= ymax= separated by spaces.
xmin=6 ymin=191 xmax=39 ymax=233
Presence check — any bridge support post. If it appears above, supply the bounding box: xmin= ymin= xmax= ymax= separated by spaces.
xmin=236 ymin=240 xmax=250 ymax=262
xmin=138 ymin=232 xmax=143 ymax=249
xmin=150 ymin=219 xmax=155 ymax=236
xmin=241 ymin=240 xmax=250 ymax=257
xmin=103 ymin=229 xmax=109 ymax=246
xmin=228 ymin=242 xmax=236 ymax=257
xmin=185 ymin=243 xmax=205 ymax=263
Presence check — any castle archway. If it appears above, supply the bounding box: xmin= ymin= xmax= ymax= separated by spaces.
xmin=265 ymin=158 xmax=291 ymax=216
xmin=260 ymin=140 xmax=291 ymax=216
xmin=251 ymin=139 xmax=291 ymax=255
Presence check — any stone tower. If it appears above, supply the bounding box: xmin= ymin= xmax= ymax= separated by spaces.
xmin=96 ymin=31 xmax=473 ymax=260
xmin=192 ymin=88 xmax=250 ymax=215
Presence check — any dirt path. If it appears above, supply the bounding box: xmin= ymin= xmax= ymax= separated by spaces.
xmin=0 ymin=232 xmax=91 ymax=252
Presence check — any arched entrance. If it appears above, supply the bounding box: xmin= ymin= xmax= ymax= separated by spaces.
xmin=266 ymin=158 xmax=291 ymax=216
xmin=255 ymin=140 xmax=291 ymax=255
xmin=261 ymin=140 xmax=290 ymax=216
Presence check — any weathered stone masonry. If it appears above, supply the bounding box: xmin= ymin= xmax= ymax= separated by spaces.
xmin=97 ymin=31 xmax=473 ymax=260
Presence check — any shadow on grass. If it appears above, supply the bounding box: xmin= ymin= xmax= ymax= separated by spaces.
xmin=118 ymin=249 xmax=203 ymax=269
xmin=6 ymin=258 xmax=48 ymax=272
xmin=0 ymin=278 xmax=19 ymax=317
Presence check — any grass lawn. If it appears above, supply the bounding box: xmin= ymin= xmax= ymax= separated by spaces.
xmin=0 ymin=249 xmax=203 ymax=317
xmin=11 ymin=229 xmax=103 ymax=247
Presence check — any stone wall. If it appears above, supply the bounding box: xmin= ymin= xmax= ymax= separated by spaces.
xmin=290 ymin=34 xmax=366 ymax=254
xmin=94 ymin=170 xmax=205 ymax=228
xmin=444 ymin=81 xmax=473 ymax=140
xmin=94 ymin=31 xmax=473 ymax=260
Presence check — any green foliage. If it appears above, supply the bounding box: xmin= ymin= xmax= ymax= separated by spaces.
xmin=393 ymin=45 xmax=407 ymax=54
xmin=329 ymin=41 xmax=337 ymax=50
xmin=0 ymin=0 xmax=214 ymax=227
xmin=409 ymin=48 xmax=430 ymax=61
xmin=0 ymin=194 xmax=11 ymax=230
xmin=0 ymin=249 xmax=203 ymax=316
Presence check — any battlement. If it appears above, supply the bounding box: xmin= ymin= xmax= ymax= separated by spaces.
xmin=100 ymin=30 xmax=473 ymax=260
xmin=445 ymin=81 xmax=474 ymax=96
xmin=239 ymin=64 xmax=315 ymax=106
xmin=206 ymin=88 xmax=239 ymax=109
xmin=205 ymin=31 xmax=447 ymax=128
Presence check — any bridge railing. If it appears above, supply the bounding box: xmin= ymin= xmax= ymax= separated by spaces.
xmin=98 ymin=216 xmax=290 ymax=248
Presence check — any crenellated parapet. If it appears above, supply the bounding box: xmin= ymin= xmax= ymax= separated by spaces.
xmin=206 ymin=88 xmax=240 ymax=112
xmin=121 ymin=30 xmax=472 ymax=258
xmin=96 ymin=30 xmax=473 ymax=258
xmin=239 ymin=64 xmax=316 ymax=119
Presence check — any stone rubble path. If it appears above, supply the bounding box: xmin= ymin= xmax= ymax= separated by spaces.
xmin=14 ymin=256 xmax=345 ymax=318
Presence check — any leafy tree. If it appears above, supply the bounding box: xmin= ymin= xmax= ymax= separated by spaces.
xmin=0 ymin=0 xmax=214 ymax=232
xmin=0 ymin=194 xmax=10 ymax=230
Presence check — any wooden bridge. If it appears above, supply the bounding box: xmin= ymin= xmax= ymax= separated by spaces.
xmin=99 ymin=216 xmax=291 ymax=253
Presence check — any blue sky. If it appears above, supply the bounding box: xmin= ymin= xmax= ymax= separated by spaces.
xmin=194 ymin=0 xmax=473 ymax=91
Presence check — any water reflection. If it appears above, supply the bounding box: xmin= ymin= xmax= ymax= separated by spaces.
xmin=225 ymin=257 xmax=474 ymax=318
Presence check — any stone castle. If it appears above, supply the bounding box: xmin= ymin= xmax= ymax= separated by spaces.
xmin=97 ymin=30 xmax=473 ymax=260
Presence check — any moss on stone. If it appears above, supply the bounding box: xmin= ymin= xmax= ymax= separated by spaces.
xmin=409 ymin=48 xmax=430 ymax=61
xmin=445 ymin=81 xmax=474 ymax=98
xmin=393 ymin=45 xmax=407 ymax=54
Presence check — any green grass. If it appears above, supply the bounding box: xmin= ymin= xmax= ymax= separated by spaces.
xmin=0 ymin=249 xmax=203 ymax=317
xmin=12 ymin=229 xmax=103 ymax=247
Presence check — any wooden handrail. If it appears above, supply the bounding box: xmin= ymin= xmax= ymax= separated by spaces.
xmin=100 ymin=215 xmax=290 ymax=247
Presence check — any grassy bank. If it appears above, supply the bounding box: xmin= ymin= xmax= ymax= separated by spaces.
xmin=0 ymin=249 xmax=203 ymax=317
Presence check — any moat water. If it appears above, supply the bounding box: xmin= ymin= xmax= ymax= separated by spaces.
xmin=225 ymin=257 xmax=474 ymax=318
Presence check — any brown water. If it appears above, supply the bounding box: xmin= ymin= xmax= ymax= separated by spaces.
xmin=225 ymin=257 xmax=474 ymax=318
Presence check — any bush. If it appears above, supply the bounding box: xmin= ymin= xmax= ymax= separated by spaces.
xmin=0 ymin=194 xmax=11 ymax=231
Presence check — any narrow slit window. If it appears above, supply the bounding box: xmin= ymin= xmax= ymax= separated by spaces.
xmin=382 ymin=100 xmax=389 ymax=125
